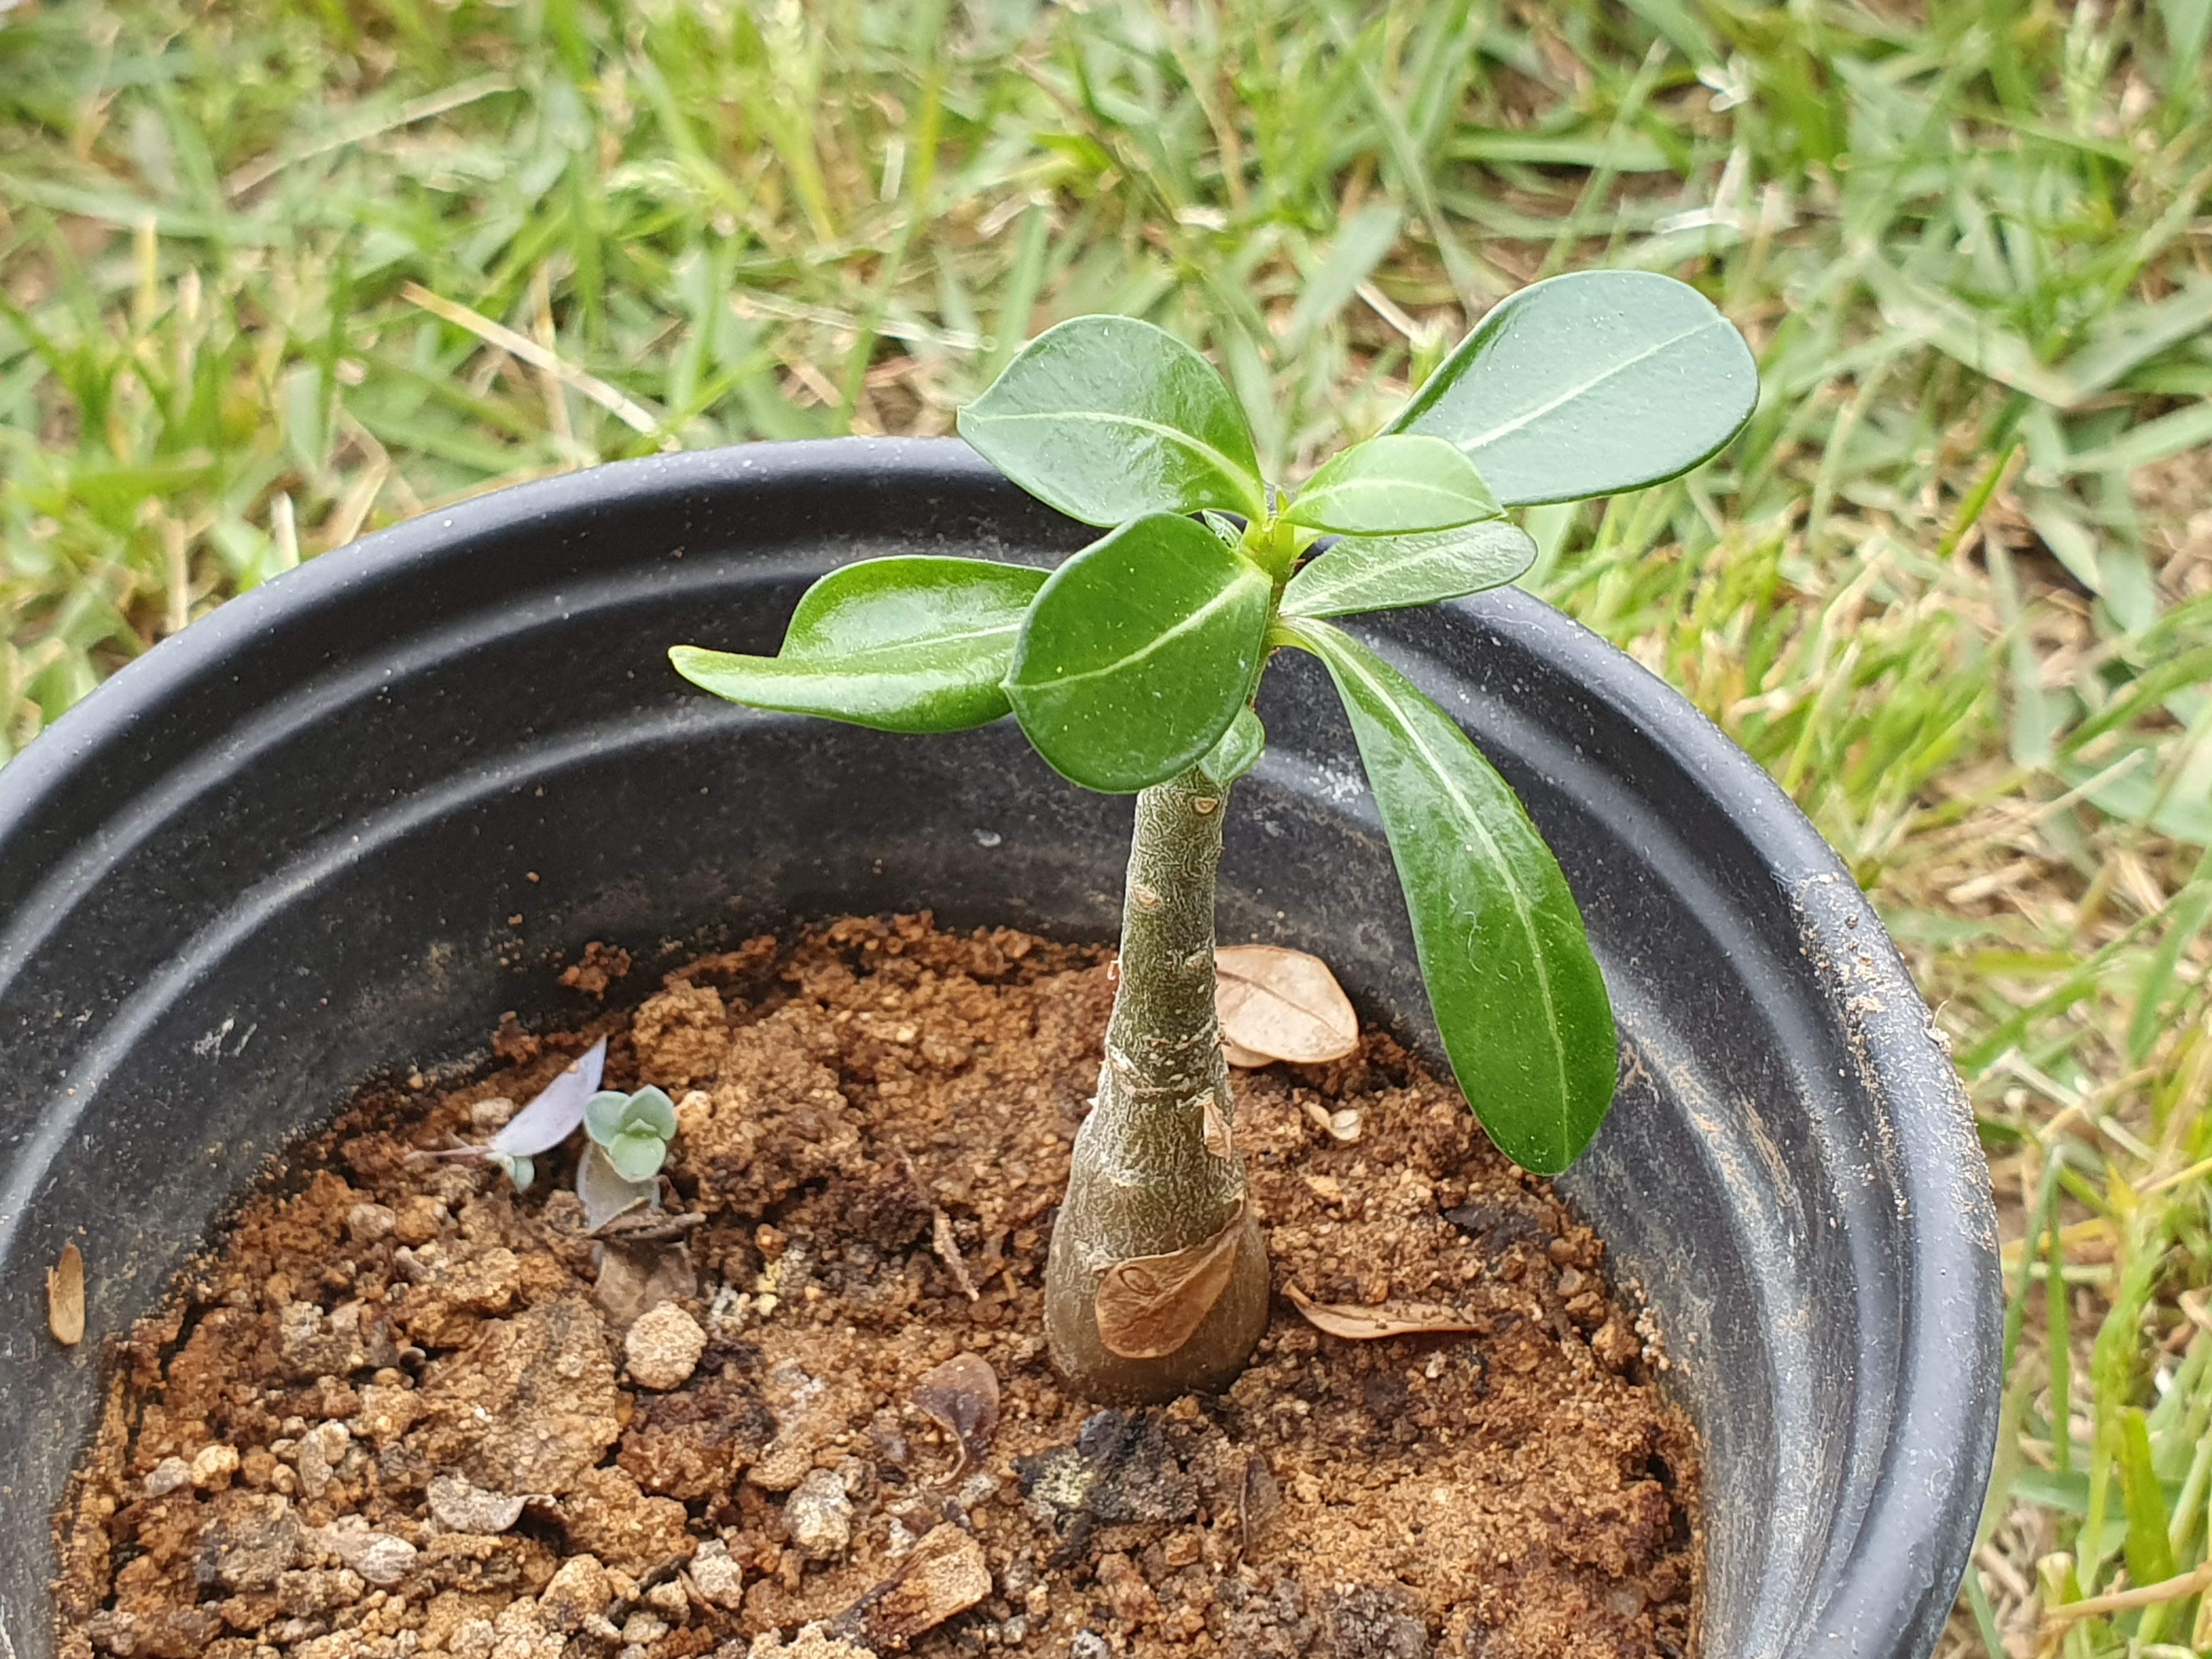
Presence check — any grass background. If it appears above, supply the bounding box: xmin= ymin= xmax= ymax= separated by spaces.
xmin=3 ymin=0 xmax=2210 ymax=1651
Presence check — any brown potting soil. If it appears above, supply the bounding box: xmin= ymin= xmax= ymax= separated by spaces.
xmin=55 ymin=915 xmax=1699 ymax=1659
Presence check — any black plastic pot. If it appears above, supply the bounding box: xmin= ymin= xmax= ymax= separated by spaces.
xmin=0 ymin=438 xmax=1997 ymax=1658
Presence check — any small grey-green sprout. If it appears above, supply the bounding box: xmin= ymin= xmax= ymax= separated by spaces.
xmin=584 ymin=1087 xmax=679 ymax=1182
xmin=576 ymin=1086 xmax=679 ymax=1231
xmin=672 ymin=269 xmax=1757 ymax=1403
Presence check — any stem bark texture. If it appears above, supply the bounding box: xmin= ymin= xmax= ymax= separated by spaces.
xmin=1043 ymin=767 xmax=1270 ymax=1402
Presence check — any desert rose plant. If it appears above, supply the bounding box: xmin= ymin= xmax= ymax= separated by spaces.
xmin=671 ymin=270 xmax=1757 ymax=1404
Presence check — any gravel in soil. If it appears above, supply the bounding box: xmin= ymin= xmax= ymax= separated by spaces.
xmin=56 ymin=915 xmax=1699 ymax=1659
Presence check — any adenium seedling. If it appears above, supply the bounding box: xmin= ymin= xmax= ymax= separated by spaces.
xmin=585 ymin=1086 xmax=679 ymax=1181
xmin=577 ymin=1086 xmax=678 ymax=1230
xmin=673 ymin=269 xmax=1757 ymax=1403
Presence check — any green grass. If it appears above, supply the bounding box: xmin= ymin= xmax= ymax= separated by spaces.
xmin=4 ymin=0 xmax=2211 ymax=1651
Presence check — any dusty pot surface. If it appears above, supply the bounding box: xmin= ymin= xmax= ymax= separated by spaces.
xmin=0 ymin=437 xmax=1997 ymax=1659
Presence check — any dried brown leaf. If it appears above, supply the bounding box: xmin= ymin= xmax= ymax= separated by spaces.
xmin=47 ymin=1243 xmax=84 ymax=1346
xmin=1201 ymin=1097 xmax=1234 ymax=1158
xmin=913 ymin=1352 xmax=999 ymax=1478
xmin=1094 ymin=1198 xmax=1246 ymax=1359
xmin=1216 ymin=945 xmax=1358 ymax=1065
xmin=1284 ymin=1282 xmax=1482 ymax=1340
xmin=831 ymin=1522 xmax=991 ymax=1649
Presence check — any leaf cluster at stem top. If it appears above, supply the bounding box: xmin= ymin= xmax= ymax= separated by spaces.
xmin=670 ymin=268 xmax=1757 ymax=1174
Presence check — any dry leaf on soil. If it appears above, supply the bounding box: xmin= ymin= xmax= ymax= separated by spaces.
xmin=1285 ymin=1281 xmax=1483 ymax=1340
xmin=913 ymin=1352 xmax=1000 ymax=1479
xmin=1216 ymin=945 xmax=1358 ymax=1066
xmin=48 ymin=1243 xmax=83 ymax=1346
xmin=1095 ymin=1198 xmax=1247 ymax=1359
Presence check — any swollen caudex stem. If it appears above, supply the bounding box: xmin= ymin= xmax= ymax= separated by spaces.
xmin=1043 ymin=766 xmax=1271 ymax=1404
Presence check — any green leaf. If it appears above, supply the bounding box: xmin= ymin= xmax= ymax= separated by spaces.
xmin=2118 ymin=1408 xmax=2179 ymax=1593
xmin=583 ymin=1090 xmax=629 ymax=1143
xmin=1282 ymin=618 xmax=1616 ymax=1173
xmin=605 ymin=1130 xmax=671 ymax=1182
xmin=958 ymin=315 xmax=1266 ymax=524
xmin=670 ymin=556 xmax=1045 ymax=732
xmin=1281 ymin=521 xmax=1537 ymax=618
xmin=1198 ymin=707 xmax=1266 ymax=786
xmin=585 ymin=1087 xmax=677 ymax=1146
xmin=1006 ymin=513 xmax=1272 ymax=793
xmin=1391 ymin=270 xmax=1757 ymax=506
xmin=1282 ymin=435 xmax=1499 ymax=535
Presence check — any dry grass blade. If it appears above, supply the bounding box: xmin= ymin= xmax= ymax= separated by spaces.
xmin=1216 ymin=945 xmax=1359 ymax=1065
xmin=399 ymin=284 xmax=667 ymax=442
xmin=2040 ymin=1558 xmax=2212 ymax=1630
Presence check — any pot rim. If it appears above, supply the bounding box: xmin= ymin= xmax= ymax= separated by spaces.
xmin=0 ymin=436 xmax=1999 ymax=1659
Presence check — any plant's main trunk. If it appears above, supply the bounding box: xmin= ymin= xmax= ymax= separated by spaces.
xmin=1044 ymin=767 xmax=1270 ymax=1403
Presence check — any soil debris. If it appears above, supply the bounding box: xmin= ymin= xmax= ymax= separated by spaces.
xmin=1284 ymin=1282 xmax=1487 ymax=1340
xmin=58 ymin=914 xmax=1697 ymax=1658
xmin=48 ymin=1241 xmax=84 ymax=1345
xmin=1215 ymin=945 xmax=1359 ymax=1066
xmin=910 ymin=1353 xmax=998 ymax=1480
xmin=627 ymin=1301 xmax=708 ymax=1390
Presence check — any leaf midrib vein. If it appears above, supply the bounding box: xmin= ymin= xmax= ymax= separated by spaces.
xmin=1017 ymin=579 xmax=1255 ymax=692
xmin=969 ymin=407 xmax=1260 ymax=506
xmin=1311 ymin=624 xmax=1573 ymax=1156
xmin=1459 ymin=318 xmax=1722 ymax=455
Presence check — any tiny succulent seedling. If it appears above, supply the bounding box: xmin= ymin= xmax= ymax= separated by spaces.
xmin=585 ymin=1086 xmax=679 ymax=1181
xmin=577 ymin=1086 xmax=680 ymax=1229
xmin=674 ymin=269 xmax=1757 ymax=1402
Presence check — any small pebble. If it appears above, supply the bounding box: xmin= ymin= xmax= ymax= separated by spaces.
xmin=190 ymin=1443 xmax=241 ymax=1490
xmin=144 ymin=1457 xmax=192 ymax=1498
xmin=689 ymin=1539 xmax=745 ymax=1609
xmin=319 ymin=1528 xmax=416 ymax=1586
xmin=539 ymin=1553 xmax=612 ymax=1630
xmin=427 ymin=1472 xmax=526 ymax=1534
xmin=1327 ymin=1108 xmax=1363 ymax=1143
xmin=469 ymin=1096 xmax=517 ymax=1131
xmin=1070 ymin=1635 xmax=1110 ymax=1659
xmin=625 ymin=1301 xmax=707 ymax=1390
xmin=786 ymin=1466 xmax=854 ymax=1560
xmin=345 ymin=1203 xmax=397 ymax=1245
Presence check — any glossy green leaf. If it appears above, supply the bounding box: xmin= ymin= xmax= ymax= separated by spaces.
xmin=1282 ymin=618 xmax=1616 ymax=1173
xmin=958 ymin=315 xmax=1266 ymax=524
xmin=1198 ymin=707 xmax=1266 ymax=786
xmin=669 ymin=556 xmax=1045 ymax=732
xmin=1391 ymin=270 xmax=1758 ymax=506
xmin=1281 ymin=435 xmax=1499 ymax=535
xmin=1281 ymin=521 xmax=1537 ymax=618
xmin=1006 ymin=513 xmax=1272 ymax=793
